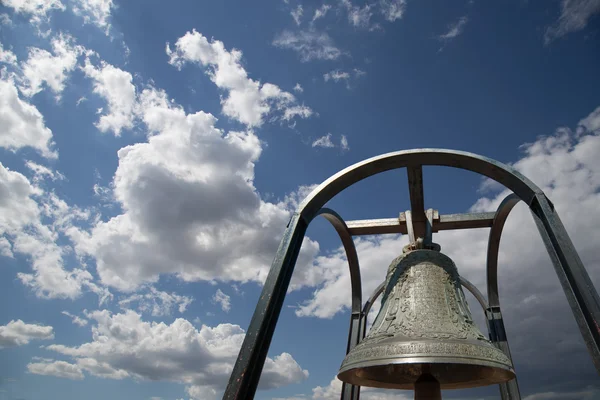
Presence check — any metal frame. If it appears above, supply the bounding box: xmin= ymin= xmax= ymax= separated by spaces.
xmin=223 ymin=149 xmax=600 ymax=400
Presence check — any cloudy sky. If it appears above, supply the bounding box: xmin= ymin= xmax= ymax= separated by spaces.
xmin=0 ymin=0 xmax=600 ymax=399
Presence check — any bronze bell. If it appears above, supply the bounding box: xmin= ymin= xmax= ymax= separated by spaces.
xmin=337 ymin=245 xmax=515 ymax=396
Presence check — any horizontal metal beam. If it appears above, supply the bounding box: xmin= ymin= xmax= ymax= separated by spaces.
xmin=346 ymin=212 xmax=496 ymax=236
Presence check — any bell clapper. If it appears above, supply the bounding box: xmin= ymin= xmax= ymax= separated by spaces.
xmin=414 ymin=374 xmax=442 ymax=400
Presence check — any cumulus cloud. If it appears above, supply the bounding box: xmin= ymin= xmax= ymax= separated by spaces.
xmin=68 ymin=86 xmax=320 ymax=292
xmin=27 ymin=359 xmax=84 ymax=380
xmin=293 ymin=83 xmax=303 ymax=93
xmin=276 ymin=376 xmax=410 ymax=400
xmin=545 ymin=0 xmax=600 ymax=44
xmin=82 ymin=58 xmax=137 ymax=135
xmin=118 ymin=287 xmax=193 ymax=316
xmin=273 ymin=30 xmax=344 ymax=62
xmin=19 ymin=33 xmax=84 ymax=98
xmin=0 ymin=41 xmax=17 ymax=65
xmin=0 ymin=320 xmax=54 ymax=348
xmin=0 ymin=163 xmax=104 ymax=300
xmin=166 ymin=30 xmax=312 ymax=127
xmin=72 ymin=0 xmax=115 ymax=34
xmin=1 ymin=0 xmax=65 ymax=30
xmin=0 ymin=77 xmax=57 ymax=158
xmin=45 ymin=310 xmax=308 ymax=398
xmin=439 ymin=16 xmax=468 ymax=40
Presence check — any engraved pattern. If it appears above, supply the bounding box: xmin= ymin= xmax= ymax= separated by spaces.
xmin=342 ymin=249 xmax=512 ymax=373
xmin=342 ymin=340 xmax=512 ymax=368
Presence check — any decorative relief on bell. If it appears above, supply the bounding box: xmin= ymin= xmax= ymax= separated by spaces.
xmin=338 ymin=248 xmax=515 ymax=390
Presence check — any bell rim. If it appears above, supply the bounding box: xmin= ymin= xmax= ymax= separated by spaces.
xmin=338 ymin=356 xmax=516 ymax=389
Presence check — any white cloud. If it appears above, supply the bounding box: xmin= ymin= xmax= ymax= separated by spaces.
xmin=291 ymin=4 xmax=303 ymax=25
xmin=0 ymin=163 xmax=101 ymax=300
xmin=341 ymin=0 xmax=374 ymax=29
xmin=439 ymin=16 xmax=468 ymax=40
xmin=340 ymin=135 xmax=349 ymax=151
xmin=0 ymin=13 xmax=12 ymax=26
xmin=0 ymin=319 xmax=54 ymax=348
xmin=212 ymin=289 xmax=231 ymax=312
xmin=25 ymin=160 xmax=65 ymax=182
xmin=379 ymin=0 xmax=406 ymax=22
xmin=312 ymin=4 xmax=331 ymax=22
xmin=0 ymin=77 xmax=57 ymax=158
xmin=312 ymin=133 xmax=335 ymax=148
xmin=68 ymin=86 xmax=320 ymax=292
xmin=167 ymin=30 xmax=312 ymax=127
xmin=61 ymin=311 xmax=88 ymax=327
xmin=118 ymin=287 xmax=193 ymax=316
xmin=545 ymin=0 xmax=600 ymax=44
xmin=323 ymin=70 xmax=350 ymax=83
xmin=579 ymin=105 xmax=600 ymax=132
xmin=273 ymin=30 xmax=344 ymax=62
xmin=27 ymin=359 xmax=84 ymax=380
xmin=0 ymin=42 xmax=17 ymax=65
xmin=310 ymin=376 xmax=410 ymax=400
xmin=45 ymin=310 xmax=308 ymax=398
xmin=323 ymin=69 xmax=364 ymax=89
xmin=293 ymin=83 xmax=303 ymax=93
xmin=82 ymin=58 xmax=137 ymax=135
xmin=72 ymin=0 xmax=115 ymax=34
xmin=1 ymin=0 xmax=65 ymax=29
xmin=19 ymin=34 xmax=83 ymax=98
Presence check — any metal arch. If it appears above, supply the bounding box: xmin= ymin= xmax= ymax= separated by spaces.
xmin=316 ymin=209 xmax=362 ymax=315
xmin=487 ymin=194 xmax=521 ymax=309
xmin=314 ymin=208 xmax=362 ymax=400
xmin=298 ymin=149 xmax=542 ymax=221
xmin=223 ymin=149 xmax=600 ymax=400
xmin=460 ymin=277 xmax=489 ymax=310
xmin=485 ymin=194 xmax=522 ymax=400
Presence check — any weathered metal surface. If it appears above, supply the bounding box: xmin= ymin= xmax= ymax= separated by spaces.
xmin=346 ymin=212 xmax=496 ymax=236
xmin=314 ymin=209 xmax=363 ymax=400
xmin=223 ymin=149 xmax=600 ymax=400
xmin=407 ymin=166 xmax=426 ymax=238
xmin=223 ymin=212 xmax=308 ymax=399
xmin=298 ymin=149 xmax=542 ymax=219
xmin=338 ymin=249 xmax=514 ymax=390
xmin=530 ymin=194 xmax=600 ymax=371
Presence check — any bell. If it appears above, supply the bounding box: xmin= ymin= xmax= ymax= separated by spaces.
xmin=338 ymin=246 xmax=515 ymax=395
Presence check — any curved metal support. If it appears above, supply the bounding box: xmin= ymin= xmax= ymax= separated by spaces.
xmin=315 ymin=209 xmax=362 ymax=400
xmin=487 ymin=194 xmax=521 ymax=309
xmin=298 ymin=149 xmax=542 ymax=221
xmin=486 ymin=194 xmax=522 ymax=400
xmin=316 ymin=209 xmax=362 ymax=315
xmin=223 ymin=149 xmax=600 ymax=400
xmin=460 ymin=276 xmax=489 ymax=310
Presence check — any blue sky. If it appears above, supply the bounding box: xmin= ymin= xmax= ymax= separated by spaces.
xmin=0 ymin=0 xmax=600 ymax=399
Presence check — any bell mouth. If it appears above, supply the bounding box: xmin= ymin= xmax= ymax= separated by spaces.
xmin=337 ymin=360 xmax=515 ymax=390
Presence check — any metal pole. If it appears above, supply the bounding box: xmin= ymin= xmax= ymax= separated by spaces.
xmin=223 ymin=213 xmax=308 ymax=400
xmin=529 ymin=193 xmax=600 ymax=370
